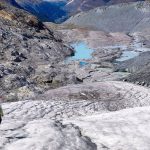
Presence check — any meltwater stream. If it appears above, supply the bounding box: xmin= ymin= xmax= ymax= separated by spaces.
xmin=116 ymin=50 xmax=139 ymax=62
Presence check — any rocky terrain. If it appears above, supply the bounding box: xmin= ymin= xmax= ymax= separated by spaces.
xmin=59 ymin=1 xmax=150 ymax=85
xmin=0 ymin=2 xmax=80 ymax=101
xmin=65 ymin=1 xmax=150 ymax=32
xmin=1 ymin=1 xmax=150 ymax=150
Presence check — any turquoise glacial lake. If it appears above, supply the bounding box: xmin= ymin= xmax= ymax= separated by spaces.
xmin=70 ymin=42 xmax=93 ymax=60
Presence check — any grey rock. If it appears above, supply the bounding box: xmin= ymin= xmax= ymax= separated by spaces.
xmin=65 ymin=2 xmax=150 ymax=32
xmin=0 ymin=3 xmax=76 ymax=101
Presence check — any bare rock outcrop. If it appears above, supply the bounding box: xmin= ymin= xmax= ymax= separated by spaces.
xmin=0 ymin=2 xmax=76 ymax=101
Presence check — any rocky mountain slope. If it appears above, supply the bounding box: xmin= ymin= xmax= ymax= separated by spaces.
xmin=2 ymin=0 xmax=68 ymax=23
xmin=0 ymin=2 xmax=77 ymax=101
xmin=65 ymin=1 xmax=150 ymax=32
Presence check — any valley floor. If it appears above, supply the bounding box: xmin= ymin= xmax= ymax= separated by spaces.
xmin=1 ymin=2 xmax=150 ymax=150
xmin=1 ymin=26 xmax=150 ymax=150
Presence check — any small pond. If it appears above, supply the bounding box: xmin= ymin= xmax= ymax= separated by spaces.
xmin=66 ymin=42 xmax=94 ymax=67
xmin=69 ymin=42 xmax=93 ymax=60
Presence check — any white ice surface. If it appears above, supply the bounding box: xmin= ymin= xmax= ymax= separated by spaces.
xmin=1 ymin=81 xmax=150 ymax=149
xmin=0 ymin=119 xmax=96 ymax=150
xmin=65 ymin=106 xmax=150 ymax=150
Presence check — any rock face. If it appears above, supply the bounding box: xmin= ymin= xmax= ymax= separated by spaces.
xmin=65 ymin=1 xmax=150 ymax=32
xmin=0 ymin=2 xmax=76 ymax=101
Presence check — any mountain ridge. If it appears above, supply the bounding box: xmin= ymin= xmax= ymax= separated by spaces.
xmin=65 ymin=1 xmax=150 ymax=32
xmin=2 ymin=0 xmax=145 ymax=23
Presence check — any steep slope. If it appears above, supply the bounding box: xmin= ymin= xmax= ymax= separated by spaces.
xmin=2 ymin=0 xmax=69 ymax=23
xmin=15 ymin=0 xmax=69 ymax=23
xmin=0 ymin=2 xmax=75 ymax=101
xmin=65 ymin=1 xmax=150 ymax=32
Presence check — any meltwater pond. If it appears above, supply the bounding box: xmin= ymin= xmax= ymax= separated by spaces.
xmin=70 ymin=42 xmax=93 ymax=60
xmin=116 ymin=50 xmax=139 ymax=62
